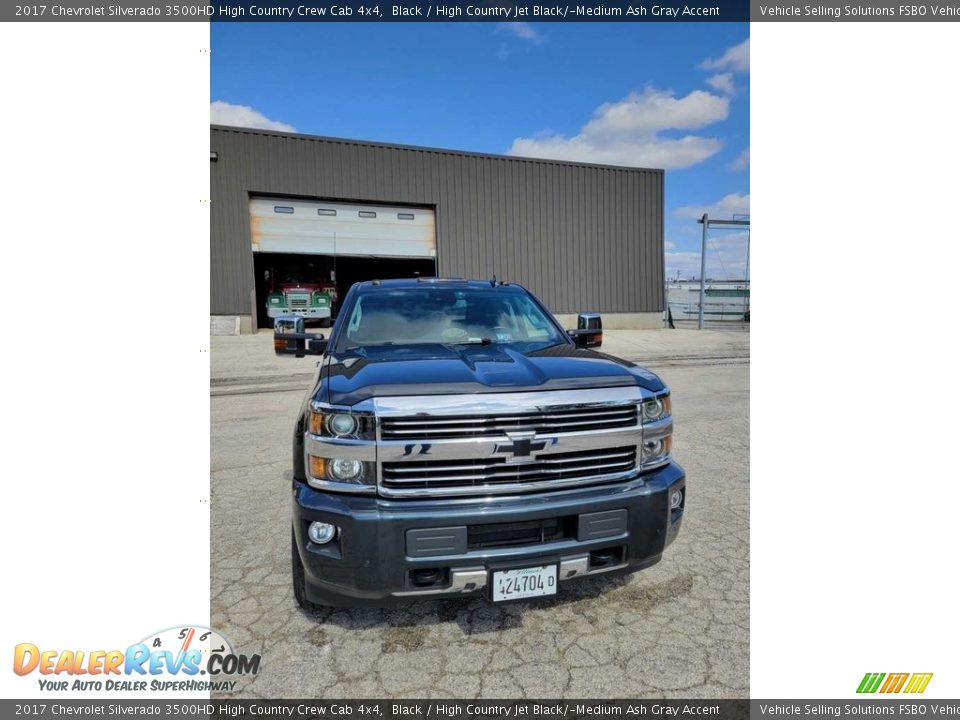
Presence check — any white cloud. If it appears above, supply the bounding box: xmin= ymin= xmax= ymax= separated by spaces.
xmin=666 ymin=231 xmax=750 ymax=280
xmin=665 ymin=251 xmax=706 ymax=280
xmin=509 ymin=135 xmax=723 ymax=170
xmin=507 ymin=87 xmax=729 ymax=170
xmin=728 ymin=147 xmax=750 ymax=171
xmin=664 ymin=240 xmax=676 ymax=250
xmin=706 ymin=73 xmax=736 ymax=96
xmin=210 ymin=101 xmax=296 ymax=132
xmin=498 ymin=22 xmax=544 ymax=43
xmin=701 ymin=38 xmax=750 ymax=74
xmin=675 ymin=192 xmax=750 ymax=220
xmin=586 ymin=88 xmax=729 ymax=134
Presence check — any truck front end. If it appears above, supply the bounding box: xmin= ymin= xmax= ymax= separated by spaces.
xmin=282 ymin=279 xmax=685 ymax=609
xmin=267 ymin=285 xmax=335 ymax=323
xmin=293 ymin=387 xmax=684 ymax=608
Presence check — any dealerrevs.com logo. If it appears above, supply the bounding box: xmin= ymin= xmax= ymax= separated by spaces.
xmin=857 ymin=673 xmax=934 ymax=694
xmin=13 ymin=625 xmax=260 ymax=693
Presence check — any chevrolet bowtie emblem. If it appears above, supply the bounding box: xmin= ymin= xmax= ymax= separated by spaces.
xmin=494 ymin=433 xmax=557 ymax=463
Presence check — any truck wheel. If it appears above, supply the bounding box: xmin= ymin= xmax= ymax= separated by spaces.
xmin=292 ymin=528 xmax=321 ymax=612
xmin=319 ymin=317 xmax=332 ymax=328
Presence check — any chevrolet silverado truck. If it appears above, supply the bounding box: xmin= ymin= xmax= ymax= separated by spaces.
xmin=274 ymin=278 xmax=685 ymax=609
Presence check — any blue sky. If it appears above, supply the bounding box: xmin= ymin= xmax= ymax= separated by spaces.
xmin=211 ymin=23 xmax=750 ymax=280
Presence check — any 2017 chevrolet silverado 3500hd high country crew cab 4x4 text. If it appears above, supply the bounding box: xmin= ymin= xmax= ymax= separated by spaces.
xmin=273 ymin=278 xmax=685 ymax=609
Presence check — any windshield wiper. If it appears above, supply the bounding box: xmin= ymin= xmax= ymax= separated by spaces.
xmin=344 ymin=342 xmax=395 ymax=351
xmin=449 ymin=337 xmax=494 ymax=346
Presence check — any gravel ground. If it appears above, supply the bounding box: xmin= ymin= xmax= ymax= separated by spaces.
xmin=210 ymin=331 xmax=749 ymax=699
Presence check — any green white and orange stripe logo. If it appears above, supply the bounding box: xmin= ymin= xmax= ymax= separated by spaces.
xmin=857 ymin=673 xmax=933 ymax=694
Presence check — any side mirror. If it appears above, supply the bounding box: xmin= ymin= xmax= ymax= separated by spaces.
xmin=274 ymin=316 xmax=328 ymax=357
xmin=568 ymin=312 xmax=603 ymax=348
xmin=568 ymin=329 xmax=602 ymax=348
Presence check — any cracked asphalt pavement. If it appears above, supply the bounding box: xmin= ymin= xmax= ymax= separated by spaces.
xmin=211 ymin=329 xmax=749 ymax=699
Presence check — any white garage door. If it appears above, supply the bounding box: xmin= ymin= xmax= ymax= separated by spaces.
xmin=250 ymin=197 xmax=436 ymax=258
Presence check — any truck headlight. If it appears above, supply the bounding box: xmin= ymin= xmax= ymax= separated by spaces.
xmin=328 ymin=457 xmax=363 ymax=481
xmin=641 ymin=436 xmax=672 ymax=463
xmin=640 ymin=392 xmax=672 ymax=469
xmin=641 ymin=395 xmax=671 ymax=423
xmin=327 ymin=413 xmax=357 ymax=437
xmin=309 ymin=409 xmax=373 ymax=439
xmin=308 ymin=455 xmax=373 ymax=489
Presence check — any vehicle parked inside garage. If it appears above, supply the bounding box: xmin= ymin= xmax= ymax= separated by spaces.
xmin=265 ymin=266 xmax=338 ymax=327
xmin=274 ymin=277 xmax=685 ymax=609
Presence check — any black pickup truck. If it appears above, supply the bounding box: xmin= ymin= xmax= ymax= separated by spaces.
xmin=274 ymin=278 xmax=685 ymax=609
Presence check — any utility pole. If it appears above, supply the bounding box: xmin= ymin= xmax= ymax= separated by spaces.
xmin=696 ymin=215 xmax=751 ymax=330
xmin=734 ymin=213 xmax=750 ymax=283
xmin=698 ymin=214 xmax=708 ymax=330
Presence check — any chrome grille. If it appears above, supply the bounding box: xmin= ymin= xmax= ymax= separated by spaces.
xmin=380 ymin=404 xmax=638 ymax=440
xmin=286 ymin=292 xmax=310 ymax=308
xmin=381 ymin=446 xmax=637 ymax=494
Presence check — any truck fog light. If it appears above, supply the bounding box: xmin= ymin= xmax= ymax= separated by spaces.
xmin=327 ymin=413 xmax=358 ymax=437
xmin=670 ymin=489 xmax=683 ymax=510
xmin=328 ymin=457 xmax=363 ymax=481
xmin=307 ymin=521 xmax=337 ymax=545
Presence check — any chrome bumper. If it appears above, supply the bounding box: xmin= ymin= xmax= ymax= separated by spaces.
xmin=390 ymin=554 xmax=627 ymax=597
xmin=267 ymin=307 xmax=331 ymax=319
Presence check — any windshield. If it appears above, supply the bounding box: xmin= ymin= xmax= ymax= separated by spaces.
xmin=281 ymin=270 xmax=319 ymax=284
xmin=339 ymin=287 xmax=566 ymax=352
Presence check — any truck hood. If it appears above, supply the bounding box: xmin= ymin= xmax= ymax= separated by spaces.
xmin=320 ymin=343 xmax=665 ymax=405
xmin=280 ymin=283 xmax=321 ymax=292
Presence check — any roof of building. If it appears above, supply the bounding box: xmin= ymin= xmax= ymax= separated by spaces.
xmin=210 ymin=124 xmax=663 ymax=175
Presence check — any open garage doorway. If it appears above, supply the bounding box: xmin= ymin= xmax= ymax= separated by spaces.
xmin=253 ymin=252 xmax=436 ymax=331
xmin=250 ymin=196 xmax=438 ymax=330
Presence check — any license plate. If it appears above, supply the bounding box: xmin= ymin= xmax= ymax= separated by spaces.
xmin=491 ymin=565 xmax=558 ymax=602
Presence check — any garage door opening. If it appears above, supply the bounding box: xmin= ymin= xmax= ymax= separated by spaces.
xmin=250 ymin=197 xmax=438 ymax=330
xmin=254 ymin=253 xmax=436 ymax=330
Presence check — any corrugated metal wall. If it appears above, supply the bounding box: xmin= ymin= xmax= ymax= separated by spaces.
xmin=210 ymin=126 xmax=664 ymax=316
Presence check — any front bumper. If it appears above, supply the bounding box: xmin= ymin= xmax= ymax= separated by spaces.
xmin=292 ymin=462 xmax=685 ymax=607
xmin=267 ymin=306 xmax=331 ymax=319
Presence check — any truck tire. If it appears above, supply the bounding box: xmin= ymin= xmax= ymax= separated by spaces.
xmin=292 ymin=528 xmax=321 ymax=612
xmin=319 ymin=317 xmax=332 ymax=329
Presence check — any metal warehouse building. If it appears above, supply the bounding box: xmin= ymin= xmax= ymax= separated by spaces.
xmin=210 ymin=125 xmax=665 ymax=334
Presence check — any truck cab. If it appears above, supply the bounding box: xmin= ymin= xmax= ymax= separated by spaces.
xmin=275 ymin=278 xmax=685 ymax=609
